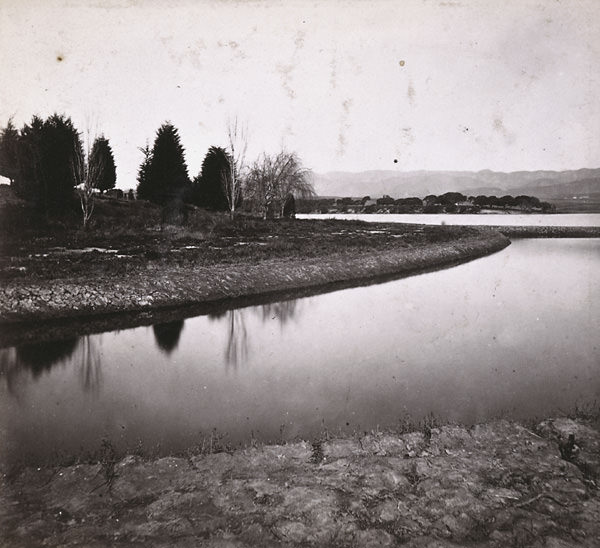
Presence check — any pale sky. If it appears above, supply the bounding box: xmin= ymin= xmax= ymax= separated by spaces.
xmin=1 ymin=0 xmax=599 ymax=189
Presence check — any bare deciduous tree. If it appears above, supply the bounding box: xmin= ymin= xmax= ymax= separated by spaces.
xmin=72 ymin=129 xmax=116 ymax=229
xmin=223 ymin=117 xmax=248 ymax=219
xmin=71 ymin=144 xmax=95 ymax=230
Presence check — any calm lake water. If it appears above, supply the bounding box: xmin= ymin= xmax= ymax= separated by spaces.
xmin=298 ymin=212 xmax=600 ymax=227
xmin=1 ymin=238 xmax=599 ymax=468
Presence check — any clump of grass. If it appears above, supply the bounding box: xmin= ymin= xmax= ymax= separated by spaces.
xmin=420 ymin=412 xmax=442 ymax=443
xmin=310 ymin=441 xmax=324 ymax=464
xmin=189 ymin=428 xmax=233 ymax=456
xmin=395 ymin=412 xmax=444 ymax=437
xmin=405 ymin=460 xmax=421 ymax=487
xmin=91 ymin=438 xmax=119 ymax=493
xmin=567 ymin=401 xmax=600 ymax=422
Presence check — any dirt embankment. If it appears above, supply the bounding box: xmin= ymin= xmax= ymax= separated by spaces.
xmin=0 ymin=230 xmax=509 ymax=328
xmin=2 ymin=417 xmax=599 ymax=547
xmin=476 ymin=225 xmax=600 ymax=238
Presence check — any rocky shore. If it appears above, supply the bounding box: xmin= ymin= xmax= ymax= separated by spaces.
xmin=2 ymin=417 xmax=598 ymax=547
xmin=0 ymin=230 xmax=509 ymax=346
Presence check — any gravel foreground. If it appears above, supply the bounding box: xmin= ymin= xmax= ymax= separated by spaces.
xmin=1 ymin=417 xmax=599 ymax=547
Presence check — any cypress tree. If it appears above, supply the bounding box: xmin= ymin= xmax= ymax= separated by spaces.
xmin=0 ymin=118 xmax=20 ymax=185
xmin=195 ymin=146 xmax=233 ymax=211
xmin=137 ymin=123 xmax=189 ymax=205
xmin=136 ymin=144 xmax=152 ymax=198
xmin=39 ymin=114 xmax=83 ymax=215
xmin=12 ymin=114 xmax=82 ymax=216
xmin=89 ymin=136 xmax=117 ymax=193
xmin=12 ymin=116 xmax=45 ymax=201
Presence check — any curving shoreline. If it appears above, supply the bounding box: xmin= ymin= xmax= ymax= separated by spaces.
xmin=0 ymin=230 xmax=509 ymax=346
xmin=4 ymin=228 xmax=600 ymax=547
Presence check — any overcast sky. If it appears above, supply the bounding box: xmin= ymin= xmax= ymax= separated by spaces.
xmin=1 ymin=0 xmax=599 ymax=189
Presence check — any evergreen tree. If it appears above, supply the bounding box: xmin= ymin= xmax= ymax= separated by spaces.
xmin=0 ymin=118 xmax=20 ymax=185
xmin=39 ymin=114 xmax=83 ymax=215
xmin=136 ymin=144 xmax=152 ymax=198
xmin=194 ymin=146 xmax=230 ymax=210
xmin=89 ymin=136 xmax=117 ymax=193
xmin=11 ymin=114 xmax=82 ymax=216
xmin=194 ymin=146 xmax=242 ymax=211
xmin=13 ymin=115 xmax=44 ymax=202
xmin=136 ymin=123 xmax=189 ymax=205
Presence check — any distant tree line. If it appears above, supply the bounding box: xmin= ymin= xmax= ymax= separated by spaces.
xmin=136 ymin=121 xmax=314 ymax=220
xmin=299 ymin=191 xmax=555 ymax=214
xmin=0 ymin=114 xmax=314 ymax=228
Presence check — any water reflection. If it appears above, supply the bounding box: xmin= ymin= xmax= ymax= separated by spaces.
xmin=217 ymin=299 xmax=303 ymax=368
xmin=208 ymin=309 xmax=249 ymax=369
xmin=78 ymin=336 xmax=102 ymax=393
xmin=0 ymin=347 xmax=22 ymax=397
xmin=1 ymin=239 xmax=598 ymax=469
xmin=225 ymin=310 xmax=248 ymax=369
xmin=0 ymin=336 xmax=102 ymax=394
xmin=16 ymin=338 xmax=78 ymax=377
xmin=152 ymin=320 xmax=185 ymax=355
xmin=258 ymin=300 xmax=300 ymax=325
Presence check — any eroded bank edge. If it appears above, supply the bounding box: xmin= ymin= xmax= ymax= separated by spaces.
xmin=0 ymin=231 xmax=509 ymax=347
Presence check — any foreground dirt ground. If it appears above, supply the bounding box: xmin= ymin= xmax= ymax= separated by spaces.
xmin=2 ymin=417 xmax=598 ymax=547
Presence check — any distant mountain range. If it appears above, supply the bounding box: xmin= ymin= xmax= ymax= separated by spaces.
xmin=312 ymin=168 xmax=600 ymax=201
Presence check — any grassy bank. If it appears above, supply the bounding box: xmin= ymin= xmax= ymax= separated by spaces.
xmin=0 ymin=218 xmax=509 ymax=346
xmin=2 ymin=416 xmax=599 ymax=547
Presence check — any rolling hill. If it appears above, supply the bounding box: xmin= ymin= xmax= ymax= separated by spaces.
xmin=312 ymin=168 xmax=600 ymax=201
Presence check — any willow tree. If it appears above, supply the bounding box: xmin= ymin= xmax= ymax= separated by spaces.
xmin=245 ymin=150 xmax=314 ymax=219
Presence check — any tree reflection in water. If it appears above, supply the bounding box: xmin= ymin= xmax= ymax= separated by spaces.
xmin=16 ymin=338 xmax=79 ymax=377
xmin=152 ymin=320 xmax=185 ymax=355
xmin=1 ymin=335 xmax=102 ymax=395
xmin=258 ymin=299 xmax=300 ymax=326
xmin=208 ymin=298 xmax=304 ymax=370
xmin=0 ymin=347 xmax=22 ymax=396
xmin=78 ymin=336 xmax=102 ymax=393
xmin=225 ymin=309 xmax=248 ymax=370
